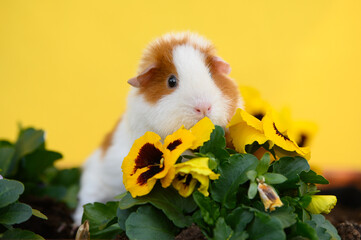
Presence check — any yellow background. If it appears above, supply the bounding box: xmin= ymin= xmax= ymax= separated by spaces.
xmin=1 ymin=1 xmax=360 ymax=170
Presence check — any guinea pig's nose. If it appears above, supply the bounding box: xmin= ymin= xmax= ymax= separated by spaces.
xmin=194 ymin=102 xmax=212 ymax=116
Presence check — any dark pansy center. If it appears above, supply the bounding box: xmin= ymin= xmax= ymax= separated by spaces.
xmin=253 ymin=112 xmax=265 ymax=121
xmin=177 ymin=174 xmax=186 ymax=181
xmin=298 ymin=133 xmax=307 ymax=147
xmin=135 ymin=143 xmax=163 ymax=169
xmin=273 ymin=122 xmax=291 ymax=141
xmin=167 ymin=139 xmax=182 ymax=151
xmin=137 ymin=166 xmax=163 ymax=186
xmin=176 ymin=173 xmax=193 ymax=186
xmin=185 ymin=174 xmax=193 ymax=185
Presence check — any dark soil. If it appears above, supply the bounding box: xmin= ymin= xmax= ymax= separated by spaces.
xmin=323 ymin=187 xmax=361 ymax=240
xmin=17 ymin=195 xmax=76 ymax=239
xmin=17 ymin=187 xmax=361 ymax=240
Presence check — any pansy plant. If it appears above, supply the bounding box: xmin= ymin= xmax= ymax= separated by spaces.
xmin=83 ymin=111 xmax=340 ymax=240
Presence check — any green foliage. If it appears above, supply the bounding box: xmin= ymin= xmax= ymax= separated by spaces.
xmin=125 ymin=205 xmax=179 ymax=240
xmin=0 ymin=179 xmax=45 ymax=239
xmin=80 ymin=126 xmax=340 ymax=240
xmin=210 ymin=154 xmax=258 ymax=209
xmin=0 ymin=179 xmax=24 ymax=208
xmin=0 ymin=126 xmax=81 ymax=239
xmin=82 ymin=202 xmax=121 ymax=239
xmin=1 ymin=228 xmax=44 ymax=240
xmin=119 ymin=184 xmax=196 ymax=228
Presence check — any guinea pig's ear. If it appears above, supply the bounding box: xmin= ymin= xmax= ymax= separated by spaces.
xmin=127 ymin=64 xmax=157 ymax=88
xmin=212 ymin=56 xmax=231 ymax=75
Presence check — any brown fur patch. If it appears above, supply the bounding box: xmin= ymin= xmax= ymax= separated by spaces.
xmin=211 ymin=72 xmax=241 ymax=122
xmin=100 ymin=117 xmax=122 ymax=157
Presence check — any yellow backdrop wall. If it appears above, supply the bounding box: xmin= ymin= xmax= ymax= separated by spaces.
xmin=1 ymin=0 xmax=360 ymax=170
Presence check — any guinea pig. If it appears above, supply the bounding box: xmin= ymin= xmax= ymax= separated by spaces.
xmin=73 ymin=32 xmax=244 ymax=224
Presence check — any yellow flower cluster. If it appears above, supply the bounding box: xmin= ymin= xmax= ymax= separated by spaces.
xmin=236 ymin=86 xmax=317 ymax=160
xmin=227 ymin=108 xmax=310 ymax=160
xmin=121 ymin=117 xmax=219 ymax=198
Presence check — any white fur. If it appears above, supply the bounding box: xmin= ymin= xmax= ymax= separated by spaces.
xmin=74 ymin=33 xmax=243 ymax=225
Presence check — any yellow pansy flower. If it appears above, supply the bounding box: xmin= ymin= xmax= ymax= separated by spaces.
xmin=257 ymin=181 xmax=283 ymax=212
xmin=122 ymin=117 xmax=215 ymax=198
xmin=306 ymin=195 xmax=337 ymax=214
xmin=122 ymin=129 xmax=195 ymax=198
xmin=227 ymin=108 xmax=271 ymax=153
xmin=170 ymin=158 xmax=219 ymax=197
xmin=262 ymin=111 xmax=310 ymax=159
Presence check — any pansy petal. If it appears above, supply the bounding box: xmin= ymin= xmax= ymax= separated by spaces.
xmin=174 ymin=158 xmax=219 ymax=178
xmin=306 ymin=195 xmax=337 ymax=214
xmin=172 ymin=174 xmax=198 ymax=198
xmin=273 ymin=145 xmax=311 ymax=160
xmin=164 ymin=127 xmax=195 ymax=156
xmin=227 ymin=108 xmax=263 ymax=131
xmin=189 ymin=117 xmax=215 ymax=149
xmin=160 ymin=165 xmax=176 ymax=188
xmin=229 ymin=122 xmax=270 ymax=153
xmin=124 ymin=167 xmax=158 ymax=198
xmin=192 ymin=173 xmax=211 ymax=197
xmin=121 ymin=132 xmax=163 ymax=175
xmin=262 ymin=113 xmax=307 ymax=157
xmin=288 ymin=120 xmax=318 ymax=148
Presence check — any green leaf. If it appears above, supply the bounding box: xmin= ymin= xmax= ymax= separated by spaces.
xmin=32 ymin=209 xmax=48 ymax=220
xmin=247 ymin=211 xmax=286 ymax=240
xmin=50 ymin=168 xmax=81 ymax=187
xmin=307 ymin=214 xmax=341 ymax=240
xmin=200 ymin=126 xmax=229 ymax=162
xmin=82 ymin=201 xmax=121 ymax=239
xmin=119 ymin=185 xmax=196 ymax=228
xmin=0 ymin=179 xmax=24 ymax=208
xmin=211 ymin=154 xmax=258 ymax=209
xmin=270 ymin=205 xmax=297 ymax=228
xmin=20 ymin=150 xmax=62 ymax=181
xmin=193 ymin=191 xmax=220 ymax=226
xmin=248 ymin=182 xmax=258 ymax=199
xmin=125 ymin=205 xmax=179 ymax=240
xmin=300 ymin=170 xmax=329 ymax=184
xmin=1 ymin=228 xmax=44 ymax=240
xmin=226 ymin=207 xmax=254 ymax=233
xmin=0 ymin=202 xmax=32 ymax=225
xmin=256 ymin=153 xmax=270 ymax=175
xmin=290 ymin=221 xmax=318 ymax=240
xmin=298 ymin=181 xmax=319 ymax=196
xmin=272 ymin=157 xmax=310 ymax=188
xmin=207 ymin=153 xmax=218 ymax=170
xmin=212 ymin=218 xmax=233 ymax=240
xmin=117 ymin=207 xmax=136 ymax=231
xmin=264 ymin=173 xmax=287 ymax=185
xmin=192 ymin=209 xmax=212 ymax=238
xmin=0 ymin=147 xmax=15 ymax=177
xmin=0 ymin=140 xmax=13 ymax=148
xmin=62 ymin=184 xmax=79 ymax=209
xmin=246 ymin=170 xmax=257 ymax=181
xmin=7 ymin=128 xmax=45 ymax=176
xmin=91 ymin=223 xmax=122 ymax=240
xmin=299 ymin=195 xmax=312 ymax=208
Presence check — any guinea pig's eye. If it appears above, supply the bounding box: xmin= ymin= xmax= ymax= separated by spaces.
xmin=167 ymin=75 xmax=178 ymax=88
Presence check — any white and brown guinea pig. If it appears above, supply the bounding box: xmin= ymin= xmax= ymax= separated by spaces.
xmin=73 ymin=32 xmax=244 ymax=224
